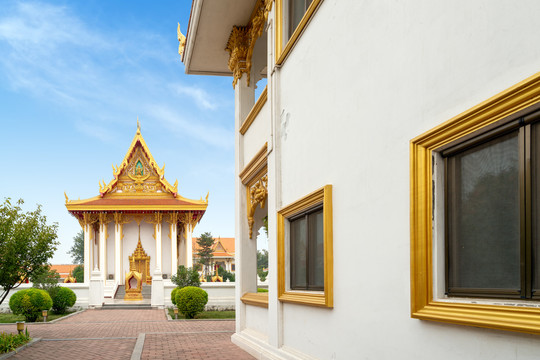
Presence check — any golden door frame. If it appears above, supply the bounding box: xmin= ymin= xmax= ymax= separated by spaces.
xmin=128 ymin=239 xmax=152 ymax=285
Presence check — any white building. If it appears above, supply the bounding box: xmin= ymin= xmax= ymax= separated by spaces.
xmin=65 ymin=124 xmax=208 ymax=307
xmin=181 ymin=0 xmax=540 ymax=359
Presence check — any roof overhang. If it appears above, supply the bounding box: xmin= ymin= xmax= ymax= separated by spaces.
xmin=183 ymin=0 xmax=257 ymax=76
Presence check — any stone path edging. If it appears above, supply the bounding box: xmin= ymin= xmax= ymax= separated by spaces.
xmin=130 ymin=333 xmax=145 ymax=360
xmin=0 ymin=338 xmax=41 ymax=360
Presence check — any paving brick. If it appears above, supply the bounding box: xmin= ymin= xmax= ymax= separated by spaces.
xmin=0 ymin=309 xmax=253 ymax=360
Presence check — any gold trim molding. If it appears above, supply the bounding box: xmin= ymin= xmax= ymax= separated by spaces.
xmin=241 ymin=292 xmax=269 ymax=308
xmin=240 ymin=143 xmax=268 ymax=184
xmin=240 ymin=86 xmax=268 ymax=135
xmin=277 ymin=185 xmax=333 ymax=308
xmin=226 ymin=0 xmax=273 ymax=87
xmin=410 ymin=71 xmax=540 ymax=334
xmin=275 ymin=0 xmax=323 ymax=65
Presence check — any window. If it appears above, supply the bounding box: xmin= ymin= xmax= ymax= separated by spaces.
xmin=290 ymin=205 xmax=324 ymax=290
xmin=278 ymin=185 xmax=333 ymax=307
xmin=443 ymin=120 xmax=540 ymax=299
xmin=410 ymin=71 xmax=540 ymax=334
xmin=289 ymin=0 xmax=313 ymax=39
xmin=275 ymin=0 xmax=323 ymax=64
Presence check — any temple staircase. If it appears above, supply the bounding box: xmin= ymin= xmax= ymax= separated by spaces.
xmin=101 ymin=284 xmax=152 ymax=309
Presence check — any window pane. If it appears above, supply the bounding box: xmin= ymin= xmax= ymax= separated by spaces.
xmin=447 ymin=131 xmax=520 ymax=291
xmin=289 ymin=0 xmax=312 ymax=38
xmin=291 ymin=216 xmax=307 ymax=289
xmin=308 ymin=210 xmax=324 ymax=289
xmin=533 ymin=123 xmax=540 ymax=293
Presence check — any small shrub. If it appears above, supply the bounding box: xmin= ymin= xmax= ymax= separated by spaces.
xmin=72 ymin=265 xmax=84 ymax=283
xmin=175 ymin=286 xmax=208 ymax=319
xmin=0 ymin=329 xmax=31 ymax=354
xmin=218 ymin=266 xmax=235 ymax=282
xmin=171 ymin=266 xmax=200 ymax=289
xmin=49 ymin=287 xmax=76 ymax=314
xmin=170 ymin=287 xmax=181 ymax=306
xmin=9 ymin=289 xmax=52 ymax=322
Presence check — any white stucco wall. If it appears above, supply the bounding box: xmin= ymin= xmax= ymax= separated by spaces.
xmin=279 ymin=0 xmax=540 ymax=359
xmin=236 ymin=0 xmax=540 ymax=359
xmin=243 ymin=100 xmax=269 ymax=163
xmin=0 ymin=283 xmax=90 ymax=312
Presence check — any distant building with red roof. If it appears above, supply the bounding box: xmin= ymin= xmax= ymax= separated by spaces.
xmin=192 ymin=237 xmax=235 ymax=273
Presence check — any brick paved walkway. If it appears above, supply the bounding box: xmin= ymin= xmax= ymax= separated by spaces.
xmin=0 ymin=309 xmax=254 ymax=360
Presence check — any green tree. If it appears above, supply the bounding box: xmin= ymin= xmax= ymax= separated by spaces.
xmin=196 ymin=232 xmax=214 ymax=277
xmin=72 ymin=265 xmax=84 ymax=283
xmin=0 ymin=198 xmax=58 ymax=305
xmin=171 ymin=266 xmax=200 ymax=288
xmin=31 ymin=265 xmax=60 ymax=291
xmin=257 ymin=249 xmax=268 ymax=270
xmin=68 ymin=230 xmax=84 ymax=264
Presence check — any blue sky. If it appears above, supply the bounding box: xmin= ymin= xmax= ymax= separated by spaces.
xmin=0 ymin=1 xmax=240 ymax=263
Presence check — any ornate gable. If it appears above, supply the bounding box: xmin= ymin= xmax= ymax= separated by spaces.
xmin=98 ymin=122 xmax=179 ymax=197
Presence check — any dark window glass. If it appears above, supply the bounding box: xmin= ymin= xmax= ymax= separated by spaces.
xmin=288 ymin=0 xmax=313 ymax=39
xmin=447 ymin=132 xmax=520 ymax=294
xmin=290 ymin=206 xmax=324 ymax=290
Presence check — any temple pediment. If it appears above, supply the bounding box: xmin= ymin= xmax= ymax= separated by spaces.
xmin=99 ymin=122 xmax=178 ymax=198
xmin=65 ymin=122 xmax=208 ymax=213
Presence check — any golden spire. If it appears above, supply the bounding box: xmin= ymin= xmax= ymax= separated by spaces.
xmin=137 ymin=117 xmax=141 ymax=134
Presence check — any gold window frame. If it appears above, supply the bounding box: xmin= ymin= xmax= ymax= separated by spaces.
xmin=411 ymin=71 xmax=540 ymax=334
xmin=275 ymin=0 xmax=324 ymax=65
xmin=278 ymin=185 xmax=333 ymax=307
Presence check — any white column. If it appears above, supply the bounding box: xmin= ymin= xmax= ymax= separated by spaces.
xmin=186 ymin=223 xmax=193 ymax=268
xmin=84 ymin=224 xmax=90 ymax=283
xmin=234 ymin=72 xmax=256 ymax=334
xmin=115 ymin=221 xmax=121 ymax=284
xmin=99 ymin=222 xmax=106 ymax=280
xmin=171 ymin=223 xmax=178 ymax=276
xmin=155 ymin=222 xmax=162 ymax=272
xmin=152 ymin=218 xmax=164 ymax=307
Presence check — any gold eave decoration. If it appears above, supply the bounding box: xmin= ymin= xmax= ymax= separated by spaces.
xmin=225 ymin=0 xmax=273 ymax=87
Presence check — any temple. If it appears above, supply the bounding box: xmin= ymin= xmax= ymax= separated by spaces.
xmin=65 ymin=122 xmax=208 ymax=306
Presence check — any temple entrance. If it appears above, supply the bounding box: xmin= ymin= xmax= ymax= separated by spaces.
xmin=129 ymin=238 xmax=152 ymax=285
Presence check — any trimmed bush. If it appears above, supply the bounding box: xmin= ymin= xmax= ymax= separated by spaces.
xmin=175 ymin=286 xmax=208 ymax=319
xmin=9 ymin=288 xmax=52 ymax=322
xmin=49 ymin=287 xmax=76 ymax=314
xmin=171 ymin=287 xmax=181 ymax=306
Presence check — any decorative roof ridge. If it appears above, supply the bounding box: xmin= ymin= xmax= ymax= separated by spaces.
xmin=98 ymin=122 xmax=178 ymax=197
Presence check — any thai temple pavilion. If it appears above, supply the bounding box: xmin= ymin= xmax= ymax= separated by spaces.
xmin=65 ymin=123 xmax=208 ymax=306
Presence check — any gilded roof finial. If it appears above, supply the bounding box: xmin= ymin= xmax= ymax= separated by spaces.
xmin=178 ymin=23 xmax=186 ymax=57
xmin=137 ymin=116 xmax=141 ymax=133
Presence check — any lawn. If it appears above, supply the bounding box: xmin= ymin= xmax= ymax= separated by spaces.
xmin=168 ymin=309 xmax=235 ymax=319
xmin=0 ymin=311 xmax=75 ymax=323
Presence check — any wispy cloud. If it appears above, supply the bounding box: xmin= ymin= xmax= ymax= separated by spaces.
xmin=0 ymin=1 xmax=230 ymax=147
xmin=170 ymin=83 xmax=217 ymax=110
xmin=147 ymin=104 xmax=234 ymax=149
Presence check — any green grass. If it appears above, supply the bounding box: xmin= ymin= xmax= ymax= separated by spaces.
xmin=0 ymin=311 xmax=74 ymax=324
xmin=168 ymin=309 xmax=235 ymax=319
